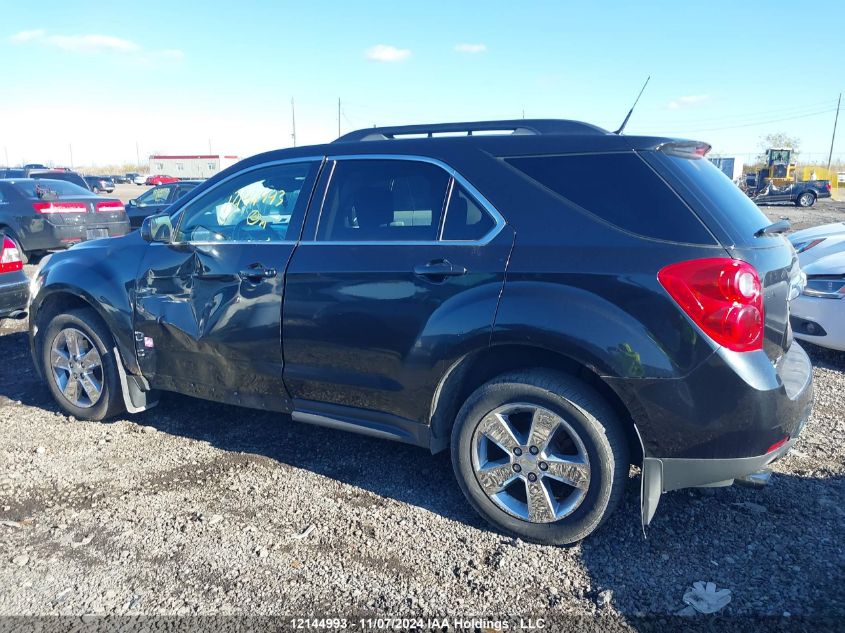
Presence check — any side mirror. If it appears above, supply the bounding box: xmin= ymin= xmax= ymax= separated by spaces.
xmin=140 ymin=214 xmax=173 ymax=243
xmin=128 ymin=198 xmax=138 ymax=206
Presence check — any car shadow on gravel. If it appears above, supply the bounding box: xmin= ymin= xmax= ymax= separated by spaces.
xmin=581 ymin=473 xmax=845 ymax=619
xmin=129 ymin=389 xmax=481 ymax=525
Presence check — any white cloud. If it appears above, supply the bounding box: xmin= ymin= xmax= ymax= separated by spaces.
xmin=668 ymin=95 xmax=710 ymax=110
xmin=46 ymin=34 xmax=140 ymax=53
xmin=8 ymin=29 xmax=181 ymax=61
xmin=9 ymin=29 xmax=45 ymax=43
xmin=365 ymin=44 xmax=411 ymax=63
xmin=454 ymin=43 xmax=487 ymax=54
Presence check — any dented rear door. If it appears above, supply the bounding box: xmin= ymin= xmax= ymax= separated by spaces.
xmin=133 ymin=159 xmax=322 ymax=411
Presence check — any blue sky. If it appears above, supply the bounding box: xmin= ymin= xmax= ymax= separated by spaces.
xmin=2 ymin=0 xmax=843 ymax=167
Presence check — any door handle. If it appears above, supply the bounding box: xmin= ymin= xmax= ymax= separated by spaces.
xmin=413 ymin=259 xmax=467 ymax=280
xmin=238 ymin=264 xmax=277 ymax=281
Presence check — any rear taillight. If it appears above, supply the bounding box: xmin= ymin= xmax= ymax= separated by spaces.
xmin=96 ymin=200 xmax=125 ymax=213
xmin=658 ymin=258 xmax=764 ymax=353
xmin=826 ymin=183 xmax=832 ymax=192
xmin=32 ymin=201 xmax=87 ymax=214
xmin=0 ymin=236 xmax=23 ymax=273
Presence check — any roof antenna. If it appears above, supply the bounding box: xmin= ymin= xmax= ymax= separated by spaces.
xmin=614 ymin=76 xmax=650 ymax=135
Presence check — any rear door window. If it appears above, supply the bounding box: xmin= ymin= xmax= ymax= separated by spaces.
xmin=317 ymin=159 xmax=450 ymax=242
xmin=506 ymin=153 xmax=715 ymax=244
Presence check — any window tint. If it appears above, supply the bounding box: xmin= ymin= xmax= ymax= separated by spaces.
xmin=176 ymin=162 xmax=317 ymax=243
xmin=506 ymin=153 xmax=713 ymax=243
xmin=317 ymin=159 xmax=449 ymax=242
xmin=12 ymin=179 xmax=92 ymax=198
xmin=442 ymin=184 xmax=496 ymax=241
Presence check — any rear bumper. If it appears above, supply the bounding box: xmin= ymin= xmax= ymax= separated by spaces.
xmin=23 ymin=219 xmax=131 ymax=251
xmin=636 ymin=342 xmax=813 ymax=525
xmin=0 ymin=274 xmax=29 ymax=318
xmin=641 ymin=435 xmax=802 ymax=525
xmin=607 ymin=341 xmax=814 ymax=460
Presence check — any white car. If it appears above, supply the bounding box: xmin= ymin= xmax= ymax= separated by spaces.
xmin=790 ymin=224 xmax=845 ymax=351
xmin=133 ymin=174 xmax=147 ymax=185
xmin=790 ymin=222 xmax=845 ymax=267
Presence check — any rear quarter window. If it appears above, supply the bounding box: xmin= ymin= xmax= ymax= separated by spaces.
xmin=505 ymin=153 xmax=715 ymax=244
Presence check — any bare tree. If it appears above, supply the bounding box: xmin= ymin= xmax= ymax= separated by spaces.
xmin=757 ymin=133 xmax=801 ymax=163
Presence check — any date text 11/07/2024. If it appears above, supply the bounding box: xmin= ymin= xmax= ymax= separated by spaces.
xmin=289 ymin=617 xmax=547 ymax=630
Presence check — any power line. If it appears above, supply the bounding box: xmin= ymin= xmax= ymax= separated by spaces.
xmin=660 ymin=98 xmax=839 ymax=126
xmin=663 ymin=107 xmax=836 ymax=134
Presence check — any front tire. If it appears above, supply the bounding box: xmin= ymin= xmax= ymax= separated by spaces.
xmin=796 ymin=192 xmax=816 ymax=207
xmin=451 ymin=370 xmax=629 ymax=545
xmin=41 ymin=308 xmax=126 ymax=420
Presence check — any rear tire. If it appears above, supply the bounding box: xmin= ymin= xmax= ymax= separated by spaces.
xmin=796 ymin=192 xmax=816 ymax=207
xmin=451 ymin=369 xmax=629 ymax=545
xmin=41 ymin=308 xmax=126 ymax=421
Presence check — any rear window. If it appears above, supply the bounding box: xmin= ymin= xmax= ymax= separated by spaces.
xmin=647 ymin=151 xmax=774 ymax=244
xmin=31 ymin=171 xmax=89 ymax=189
xmin=12 ymin=179 xmax=93 ymax=199
xmin=506 ymin=153 xmax=714 ymax=243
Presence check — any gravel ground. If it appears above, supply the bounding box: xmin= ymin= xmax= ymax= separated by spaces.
xmin=0 ymin=201 xmax=843 ymax=628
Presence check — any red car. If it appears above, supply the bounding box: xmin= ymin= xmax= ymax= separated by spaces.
xmin=145 ymin=175 xmax=180 ymax=185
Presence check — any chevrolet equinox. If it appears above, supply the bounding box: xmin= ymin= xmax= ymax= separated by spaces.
xmin=28 ymin=120 xmax=813 ymax=544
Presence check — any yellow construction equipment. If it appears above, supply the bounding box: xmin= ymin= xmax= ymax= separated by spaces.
xmin=762 ymin=148 xmax=796 ymax=185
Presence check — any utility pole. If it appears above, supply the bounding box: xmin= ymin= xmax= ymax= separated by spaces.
xmin=135 ymin=141 xmax=141 ymax=170
xmin=69 ymin=144 xmax=74 ymax=169
xmin=827 ymin=93 xmax=841 ymax=172
xmin=291 ymin=97 xmax=297 ymax=148
xmin=338 ymin=98 xmax=341 ymax=138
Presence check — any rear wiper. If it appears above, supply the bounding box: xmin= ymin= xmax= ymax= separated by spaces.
xmin=754 ymin=219 xmax=791 ymax=237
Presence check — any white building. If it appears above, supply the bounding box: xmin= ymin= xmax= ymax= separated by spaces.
xmin=148 ymin=154 xmax=240 ymax=179
xmin=707 ymin=156 xmax=744 ymax=182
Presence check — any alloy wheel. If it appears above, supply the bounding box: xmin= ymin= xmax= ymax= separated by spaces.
xmin=50 ymin=328 xmax=104 ymax=408
xmin=471 ymin=402 xmax=590 ymax=523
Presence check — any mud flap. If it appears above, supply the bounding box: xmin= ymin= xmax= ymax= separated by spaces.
xmin=114 ymin=346 xmax=159 ymax=414
xmin=641 ymin=457 xmax=663 ymax=530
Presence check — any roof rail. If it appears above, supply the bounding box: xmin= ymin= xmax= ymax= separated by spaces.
xmin=334 ymin=119 xmax=608 ymax=143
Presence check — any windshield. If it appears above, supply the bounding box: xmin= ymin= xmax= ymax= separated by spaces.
xmin=13 ymin=179 xmax=93 ymax=199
